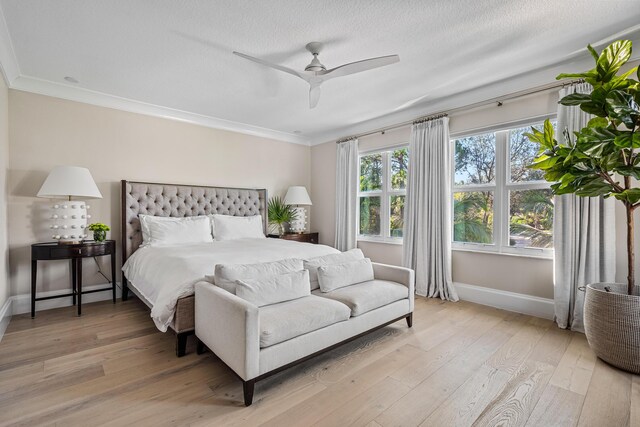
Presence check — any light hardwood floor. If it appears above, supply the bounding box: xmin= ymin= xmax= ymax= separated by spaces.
xmin=0 ymin=297 xmax=637 ymax=426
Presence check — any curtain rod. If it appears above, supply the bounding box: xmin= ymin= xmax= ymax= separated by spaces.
xmin=335 ymin=79 xmax=584 ymax=143
xmin=413 ymin=112 xmax=448 ymax=125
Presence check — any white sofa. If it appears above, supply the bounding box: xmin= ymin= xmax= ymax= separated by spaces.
xmin=194 ymin=262 xmax=415 ymax=405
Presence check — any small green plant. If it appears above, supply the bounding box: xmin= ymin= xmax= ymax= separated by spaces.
xmin=87 ymin=223 xmax=110 ymax=232
xmin=87 ymin=223 xmax=110 ymax=242
xmin=267 ymin=197 xmax=297 ymax=235
xmin=526 ymin=39 xmax=639 ymax=295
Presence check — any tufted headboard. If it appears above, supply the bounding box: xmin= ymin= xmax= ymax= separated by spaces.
xmin=121 ymin=180 xmax=268 ymax=263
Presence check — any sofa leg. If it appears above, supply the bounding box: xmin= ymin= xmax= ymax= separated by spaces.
xmin=176 ymin=333 xmax=188 ymax=357
xmin=243 ymin=380 xmax=255 ymax=406
xmin=406 ymin=313 xmax=413 ymax=328
xmin=196 ymin=337 xmax=206 ymax=355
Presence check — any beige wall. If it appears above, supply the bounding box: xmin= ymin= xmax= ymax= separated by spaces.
xmin=0 ymin=77 xmax=8 ymax=309
xmin=8 ymin=90 xmax=311 ymax=297
xmin=311 ymin=90 xmax=558 ymax=299
xmin=7 ymin=82 xmax=639 ymax=303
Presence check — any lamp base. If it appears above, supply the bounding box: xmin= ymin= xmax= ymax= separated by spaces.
xmin=49 ymin=201 xmax=90 ymax=244
xmin=290 ymin=207 xmax=307 ymax=234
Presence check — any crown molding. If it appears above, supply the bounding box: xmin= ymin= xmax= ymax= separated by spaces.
xmin=0 ymin=4 xmax=20 ymax=86
xmin=10 ymin=76 xmax=310 ymax=145
xmin=0 ymin=9 xmax=309 ymax=146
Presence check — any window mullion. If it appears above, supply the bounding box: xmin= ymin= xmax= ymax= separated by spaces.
xmin=382 ymin=152 xmax=391 ymax=239
xmin=495 ymin=130 xmax=508 ymax=250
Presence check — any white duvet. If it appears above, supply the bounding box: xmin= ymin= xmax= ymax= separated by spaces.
xmin=122 ymin=238 xmax=339 ymax=332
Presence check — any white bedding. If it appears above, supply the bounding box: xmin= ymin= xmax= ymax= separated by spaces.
xmin=122 ymin=238 xmax=339 ymax=332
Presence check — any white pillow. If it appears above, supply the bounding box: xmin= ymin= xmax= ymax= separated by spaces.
xmin=304 ymin=249 xmax=364 ymax=290
xmin=139 ymin=215 xmax=213 ymax=247
xmin=211 ymin=214 xmax=265 ymax=241
xmin=317 ymin=258 xmax=375 ymax=292
xmin=236 ymin=270 xmax=310 ymax=307
xmin=213 ymin=258 xmax=304 ymax=294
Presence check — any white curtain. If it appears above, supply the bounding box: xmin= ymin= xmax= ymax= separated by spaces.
xmin=554 ymin=82 xmax=616 ymax=331
xmin=334 ymin=138 xmax=359 ymax=251
xmin=403 ymin=117 xmax=458 ymax=300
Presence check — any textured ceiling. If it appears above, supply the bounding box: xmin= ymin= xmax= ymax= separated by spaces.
xmin=1 ymin=0 xmax=640 ymax=144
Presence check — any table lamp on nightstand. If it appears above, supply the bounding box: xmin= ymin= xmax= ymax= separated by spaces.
xmin=284 ymin=186 xmax=312 ymax=234
xmin=37 ymin=166 xmax=103 ymax=244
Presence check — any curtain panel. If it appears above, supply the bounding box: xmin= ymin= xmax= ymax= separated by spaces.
xmin=554 ymin=82 xmax=616 ymax=331
xmin=334 ymin=138 xmax=359 ymax=251
xmin=403 ymin=117 xmax=458 ymax=301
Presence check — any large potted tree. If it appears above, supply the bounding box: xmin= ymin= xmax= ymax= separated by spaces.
xmin=526 ymin=40 xmax=639 ymax=373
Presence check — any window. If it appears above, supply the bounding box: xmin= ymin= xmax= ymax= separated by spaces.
xmin=358 ymin=147 xmax=408 ymax=242
xmin=452 ymin=120 xmax=555 ymax=256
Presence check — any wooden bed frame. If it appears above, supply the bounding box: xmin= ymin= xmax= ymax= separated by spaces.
xmin=120 ymin=180 xmax=267 ymax=356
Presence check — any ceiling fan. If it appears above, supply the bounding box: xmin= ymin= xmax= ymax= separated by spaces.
xmin=233 ymin=42 xmax=400 ymax=108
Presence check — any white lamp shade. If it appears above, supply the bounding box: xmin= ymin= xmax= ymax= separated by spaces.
xmin=37 ymin=166 xmax=102 ymax=199
xmin=284 ymin=186 xmax=312 ymax=205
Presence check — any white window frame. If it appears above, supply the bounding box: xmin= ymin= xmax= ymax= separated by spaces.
xmin=451 ymin=119 xmax=555 ymax=258
xmin=357 ymin=145 xmax=408 ymax=244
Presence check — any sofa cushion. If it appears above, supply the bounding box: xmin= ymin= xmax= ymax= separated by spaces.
xmin=213 ymin=258 xmax=303 ymax=294
xmin=259 ymin=295 xmax=351 ymax=348
xmin=317 ymin=258 xmax=375 ymax=292
xmin=313 ymin=280 xmax=409 ymax=317
xmin=304 ymin=248 xmax=364 ymax=291
xmin=236 ymin=270 xmax=310 ymax=307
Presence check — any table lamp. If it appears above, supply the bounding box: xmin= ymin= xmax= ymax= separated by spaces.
xmin=284 ymin=186 xmax=312 ymax=234
xmin=37 ymin=166 xmax=103 ymax=244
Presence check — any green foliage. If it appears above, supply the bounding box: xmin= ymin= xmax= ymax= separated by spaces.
xmin=509 ymin=189 xmax=554 ymax=248
xmin=87 ymin=223 xmax=110 ymax=232
xmin=359 ymin=196 xmax=381 ymax=235
xmin=454 ymin=133 xmax=496 ymax=185
xmin=453 ymin=192 xmax=493 ymax=244
xmin=390 ymin=148 xmax=409 ymax=190
xmin=389 ymin=195 xmax=405 ymax=237
xmin=528 ymin=39 xmax=639 ymax=293
xmin=267 ymin=197 xmax=297 ymax=227
xmin=360 ymin=153 xmax=383 ymax=192
xmin=527 ymin=40 xmax=639 ymax=202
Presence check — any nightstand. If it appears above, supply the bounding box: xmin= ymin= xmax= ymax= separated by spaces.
xmin=267 ymin=232 xmax=319 ymax=244
xmin=31 ymin=240 xmax=116 ymax=317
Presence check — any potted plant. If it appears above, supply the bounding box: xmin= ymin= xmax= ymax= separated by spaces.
xmin=527 ymin=40 xmax=639 ymax=373
xmin=87 ymin=223 xmax=110 ymax=242
xmin=267 ymin=197 xmax=297 ymax=236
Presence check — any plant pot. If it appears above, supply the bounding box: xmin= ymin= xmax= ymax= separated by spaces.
xmin=584 ymin=283 xmax=640 ymax=374
xmin=93 ymin=230 xmax=107 ymax=242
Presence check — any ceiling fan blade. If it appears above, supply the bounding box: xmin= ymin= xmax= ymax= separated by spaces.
xmin=321 ymin=55 xmax=399 ymax=80
xmin=233 ymin=51 xmax=309 ymax=81
xmin=309 ymin=83 xmax=321 ymax=108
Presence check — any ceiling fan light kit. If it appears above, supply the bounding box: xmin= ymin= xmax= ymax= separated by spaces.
xmin=233 ymin=42 xmax=399 ymax=108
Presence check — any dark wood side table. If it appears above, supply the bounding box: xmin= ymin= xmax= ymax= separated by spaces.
xmin=267 ymin=232 xmax=319 ymax=244
xmin=31 ymin=240 xmax=116 ymax=317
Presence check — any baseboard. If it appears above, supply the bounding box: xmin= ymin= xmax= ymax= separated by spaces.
xmin=11 ymin=282 xmax=122 ymax=315
xmin=453 ymin=282 xmax=554 ymax=320
xmin=0 ymin=297 xmax=12 ymax=343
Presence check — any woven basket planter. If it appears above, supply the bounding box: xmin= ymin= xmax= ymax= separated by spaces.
xmin=584 ymin=283 xmax=640 ymax=374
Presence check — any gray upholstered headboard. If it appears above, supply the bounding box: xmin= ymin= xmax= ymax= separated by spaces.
xmin=121 ymin=180 xmax=268 ymax=262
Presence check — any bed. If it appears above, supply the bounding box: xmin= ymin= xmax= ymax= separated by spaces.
xmin=120 ymin=180 xmax=339 ymax=356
